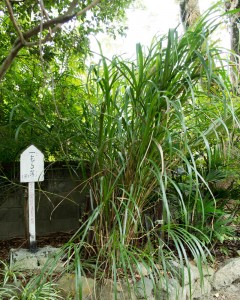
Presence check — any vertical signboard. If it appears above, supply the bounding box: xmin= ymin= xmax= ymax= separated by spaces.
xmin=20 ymin=145 xmax=44 ymax=252
xmin=20 ymin=145 xmax=44 ymax=183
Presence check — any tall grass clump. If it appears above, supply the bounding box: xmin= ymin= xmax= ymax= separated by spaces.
xmin=33 ymin=6 xmax=239 ymax=299
xmin=62 ymin=6 xmax=240 ymax=296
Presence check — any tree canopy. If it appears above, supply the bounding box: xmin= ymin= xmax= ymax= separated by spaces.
xmin=0 ymin=0 xmax=137 ymax=161
xmin=0 ymin=0 xmax=135 ymax=81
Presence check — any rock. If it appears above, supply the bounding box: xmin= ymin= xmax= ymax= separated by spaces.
xmin=135 ymin=277 xmax=154 ymax=299
xmin=135 ymin=262 xmax=152 ymax=277
xmin=202 ymin=265 xmax=214 ymax=279
xmin=188 ymin=263 xmax=202 ymax=283
xmin=186 ymin=278 xmax=212 ymax=299
xmin=13 ymin=255 xmax=39 ymax=271
xmin=225 ymin=284 xmax=239 ymax=293
xmin=214 ymin=177 xmax=234 ymax=191
xmin=169 ymin=261 xmax=199 ymax=285
xmin=57 ymin=274 xmax=96 ymax=299
xmin=213 ymin=258 xmax=240 ymax=290
xmin=169 ymin=260 xmax=214 ymax=287
xmin=98 ymin=279 xmax=136 ymax=300
xmin=10 ymin=246 xmax=63 ymax=272
xmin=155 ymin=278 xmax=187 ymax=300
xmin=98 ymin=284 xmax=117 ymax=300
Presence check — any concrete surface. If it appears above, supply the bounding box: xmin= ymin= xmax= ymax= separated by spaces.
xmin=10 ymin=245 xmax=63 ymax=271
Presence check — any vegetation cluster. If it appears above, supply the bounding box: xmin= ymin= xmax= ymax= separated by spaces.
xmin=0 ymin=3 xmax=240 ymax=299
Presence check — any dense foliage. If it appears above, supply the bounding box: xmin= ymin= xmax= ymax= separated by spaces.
xmin=0 ymin=0 xmax=135 ymax=78
xmin=26 ymin=6 xmax=238 ymax=298
xmin=0 ymin=4 xmax=240 ymax=300
xmin=0 ymin=0 xmax=136 ymax=161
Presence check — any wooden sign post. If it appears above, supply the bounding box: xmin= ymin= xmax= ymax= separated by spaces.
xmin=20 ymin=145 xmax=44 ymax=252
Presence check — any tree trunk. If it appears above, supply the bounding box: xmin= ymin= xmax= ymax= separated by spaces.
xmin=179 ymin=0 xmax=201 ymax=31
xmin=225 ymin=0 xmax=240 ymax=92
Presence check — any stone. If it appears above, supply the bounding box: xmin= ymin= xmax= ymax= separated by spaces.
xmin=10 ymin=246 xmax=62 ymax=271
xmin=57 ymin=273 xmax=76 ymax=298
xmin=12 ymin=255 xmax=39 ymax=271
xmin=135 ymin=262 xmax=152 ymax=277
xmin=155 ymin=278 xmax=187 ymax=300
xmin=169 ymin=260 xmax=199 ymax=286
xmin=202 ymin=265 xmax=215 ymax=279
xmin=98 ymin=279 xmax=136 ymax=300
xmin=57 ymin=274 xmax=96 ymax=300
xmin=135 ymin=277 xmax=154 ymax=299
xmin=97 ymin=286 xmax=115 ymax=300
xmin=169 ymin=260 xmax=214 ymax=287
xmin=188 ymin=263 xmax=202 ymax=282
xmin=225 ymin=284 xmax=239 ymax=293
xmin=213 ymin=258 xmax=240 ymax=290
xmin=186 ymin=278 xmax=212 ymax=299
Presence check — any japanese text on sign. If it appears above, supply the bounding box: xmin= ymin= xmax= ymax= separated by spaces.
xmin=20 ymin=145 xmax=44 ymax=183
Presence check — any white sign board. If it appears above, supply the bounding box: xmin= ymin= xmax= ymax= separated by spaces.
xmin=20 ymin=145 xmax=44 ymax=183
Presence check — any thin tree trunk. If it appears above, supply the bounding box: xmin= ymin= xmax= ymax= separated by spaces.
xmin=179 ymin=0 xmax=201 ymax=31
xmin=225 ymin=0 xmax=240 ymax=92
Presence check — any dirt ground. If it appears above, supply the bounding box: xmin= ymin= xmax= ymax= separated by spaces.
xmin=0 ymin=231 xmax=74 ymax=262
xmin=0 ymin=228 xmax=238 ymax=261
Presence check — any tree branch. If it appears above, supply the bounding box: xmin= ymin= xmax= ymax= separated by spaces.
xmin=5 ymin=0 xmax=26 ymax=45
xmin=76 ymin=0 xmax=101 ymax=17
xmin=0 ymin=42 xmax=23 ymax=81
xmin=39 ymin=0 xmax=52 ymax=37
xmin=0 ymin=0 xmax=101 ymax=81
xmin=18 ymin=0 xmax=101 ymax=47
xmin=39 ymin=0 xmax=50 ymax=21
xmin=15 ymin=0 xmax=100 ymax=45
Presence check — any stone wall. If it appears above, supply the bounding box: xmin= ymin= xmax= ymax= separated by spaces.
xmin=0 ymin=162 xmax=88 ymax=240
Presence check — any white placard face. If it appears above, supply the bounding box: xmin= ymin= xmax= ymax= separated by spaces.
xmin=20 ymin=145 xmax=44 ymax=182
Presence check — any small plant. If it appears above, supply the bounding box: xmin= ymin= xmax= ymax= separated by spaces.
xmin=0 ymin=279 xmax=63 ymax=300
xmin=0 ymin=260 xmax=25 ymax=286
xmin=0 ymin=284 xmax=21 ymax=299
xmin=21 ymin=279 xmax=63 ymax=300
xmin=0 ymin=260 xmax=63 ymax=300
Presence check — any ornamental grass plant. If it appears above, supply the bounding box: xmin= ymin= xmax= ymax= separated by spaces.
xmin=56 ymin=6 xmax=239 ymax=299
xmin=2 ymin=5 xmax=239 ymax=300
